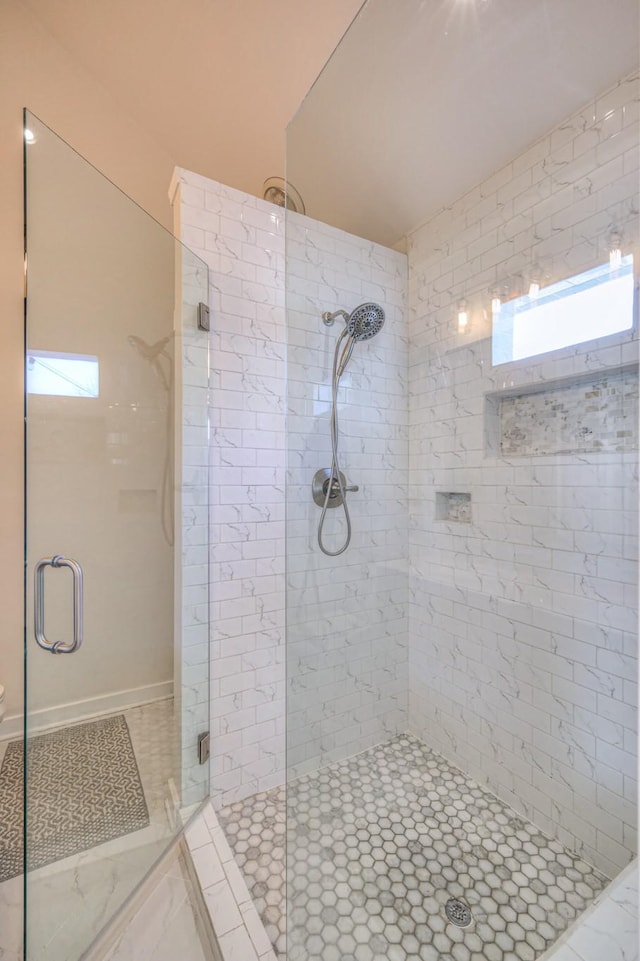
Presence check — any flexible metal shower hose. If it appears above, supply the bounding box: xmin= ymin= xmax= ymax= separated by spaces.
xmin=317 ymin=326 xmax=355 ymax=556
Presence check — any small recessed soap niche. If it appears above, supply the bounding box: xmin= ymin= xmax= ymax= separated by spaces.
xmin=436 ymin=491 xmax=472 ymax=523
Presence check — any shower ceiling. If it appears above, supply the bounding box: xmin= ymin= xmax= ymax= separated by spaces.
xmin=288 ymin=0 xmax=640 ymax=246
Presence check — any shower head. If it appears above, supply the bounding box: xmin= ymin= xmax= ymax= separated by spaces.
xmin=322 ymin=302 xmax=385 ymax=341
xmin=346 ymin=303 xmax=385 ymax=341
xmin=321 ymin=302 xmax=386 ymax=379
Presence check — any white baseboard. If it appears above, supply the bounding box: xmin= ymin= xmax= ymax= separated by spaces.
xmin=0 ymin=680 xmax=173 ymax=741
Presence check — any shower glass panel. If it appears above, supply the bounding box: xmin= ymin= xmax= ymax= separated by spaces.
xmin=285 ymin=2 xmax=638 ymax=959
xmin=19 ymin=112 xmax=210 ymax=961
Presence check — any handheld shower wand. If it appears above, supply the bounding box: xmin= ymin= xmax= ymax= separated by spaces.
xmin=314 ymin=303 xmax=385 ymax=556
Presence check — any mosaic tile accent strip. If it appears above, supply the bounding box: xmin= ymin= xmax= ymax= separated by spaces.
xmin=0 ymin=715 xmax=149 ymax=882
xmin=500 ymin=369 xmax=639 ymax=457
xmin=218 ymin=734 xmax=609 ymax=961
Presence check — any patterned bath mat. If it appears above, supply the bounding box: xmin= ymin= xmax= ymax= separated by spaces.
xmin=0 ymin=714 xmax=149 ymax=882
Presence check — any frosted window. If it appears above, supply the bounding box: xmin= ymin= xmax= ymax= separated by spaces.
xmin=27 ymin=351 xmax=99 ymax=397
xmin=492 ymin=256 xmax=635 ymax=366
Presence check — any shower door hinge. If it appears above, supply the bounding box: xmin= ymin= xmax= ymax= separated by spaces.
xmin=197 ymin=302 xmax=210 ymax=332
xmin=197 ymin=731 xmax=210 ymax=765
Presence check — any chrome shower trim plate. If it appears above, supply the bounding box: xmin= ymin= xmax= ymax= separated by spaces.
xmin=312 ymin=468 xmax=359 ymax=508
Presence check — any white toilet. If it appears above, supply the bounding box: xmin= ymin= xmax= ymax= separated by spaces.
xmin=0 ymin=684 xmax=5 ymax=724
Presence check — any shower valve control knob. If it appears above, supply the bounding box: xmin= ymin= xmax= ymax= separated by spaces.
xmin=312 ymin=468 xmax=358 ymax=508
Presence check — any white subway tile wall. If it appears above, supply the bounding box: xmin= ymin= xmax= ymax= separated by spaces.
xmin=172 ymin=67 xmax=638 ymax=880
xmin=173 ymin=170 xmax=287 ymax=807
xmin=285 ymin=217 xmax=409 ymax=775
xmin=407 ymin=69 xmax=639 ymax=877
xmin=174 ymin=168 xmax=409 ymax=798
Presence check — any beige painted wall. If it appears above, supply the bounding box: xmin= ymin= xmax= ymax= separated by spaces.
xmin=24 ymin=112 xmax=177 ymax=722
xmin=0 ymin=0 xmax=179 ymax=719
xmin=0 ymin=0 xmax=359 ymax=720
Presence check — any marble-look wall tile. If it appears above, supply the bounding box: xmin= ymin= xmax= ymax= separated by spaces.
xmin=285 ymin=216 xmax=409 ymax=775
xmin=173 ymin=171 xmax=408 ymax=798
xmin=173 ymin=169 xmax=286 ymax=807
xmin=407 ymin=69 xmax=639 ymax=877
xmin=173 ymin=69 xmax=638 ymax=877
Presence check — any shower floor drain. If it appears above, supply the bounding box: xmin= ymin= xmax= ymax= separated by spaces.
xmin=445 ymin=898 xmax=473 ymax=927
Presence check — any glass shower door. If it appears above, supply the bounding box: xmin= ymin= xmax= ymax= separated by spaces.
xmin=18 ymin=112 xmax=210 ymax=961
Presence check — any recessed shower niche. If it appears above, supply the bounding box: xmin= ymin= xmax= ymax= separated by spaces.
xmin=485 ymin=365 xmax=639 ymax=458
xmin=435 ymin=490 xmax=472 ymax=522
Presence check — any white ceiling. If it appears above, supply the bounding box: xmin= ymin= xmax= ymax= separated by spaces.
xmin=288 ymin=0 xmax=639 ymax=246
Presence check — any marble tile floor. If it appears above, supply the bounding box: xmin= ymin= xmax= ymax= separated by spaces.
xmin=104 ymin=845 xmax=216 ymax=961
xmin=218 ymin=734 xmax=611 ymax=961
xmin=0 ymin=698 xmax=187 ymax=961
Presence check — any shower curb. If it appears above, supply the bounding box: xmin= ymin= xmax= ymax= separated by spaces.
xmin=185 ymin=801 xmax=277 ymax=961
xmin=535 ymin=858 xmax=637 ymax=961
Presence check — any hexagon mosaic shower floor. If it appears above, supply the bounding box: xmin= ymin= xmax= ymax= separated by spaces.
xmin=217 ymin=734 xmax=609 ymax=961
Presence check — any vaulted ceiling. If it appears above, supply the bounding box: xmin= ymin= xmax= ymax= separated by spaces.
xmin=289 ymin=0 xmax=640 ymax=245
xmin=20 ymin=0 xmax=363 ymax=203
xmin=18 ymin=0 xmax=640 ymax=246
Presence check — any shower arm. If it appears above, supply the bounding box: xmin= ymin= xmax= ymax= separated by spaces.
xmin=322 ymin=309 xmax=350 ymax=326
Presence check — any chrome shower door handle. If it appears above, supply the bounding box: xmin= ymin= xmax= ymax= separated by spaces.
xmin=34 ymin=555 xmax=84 ymax=654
